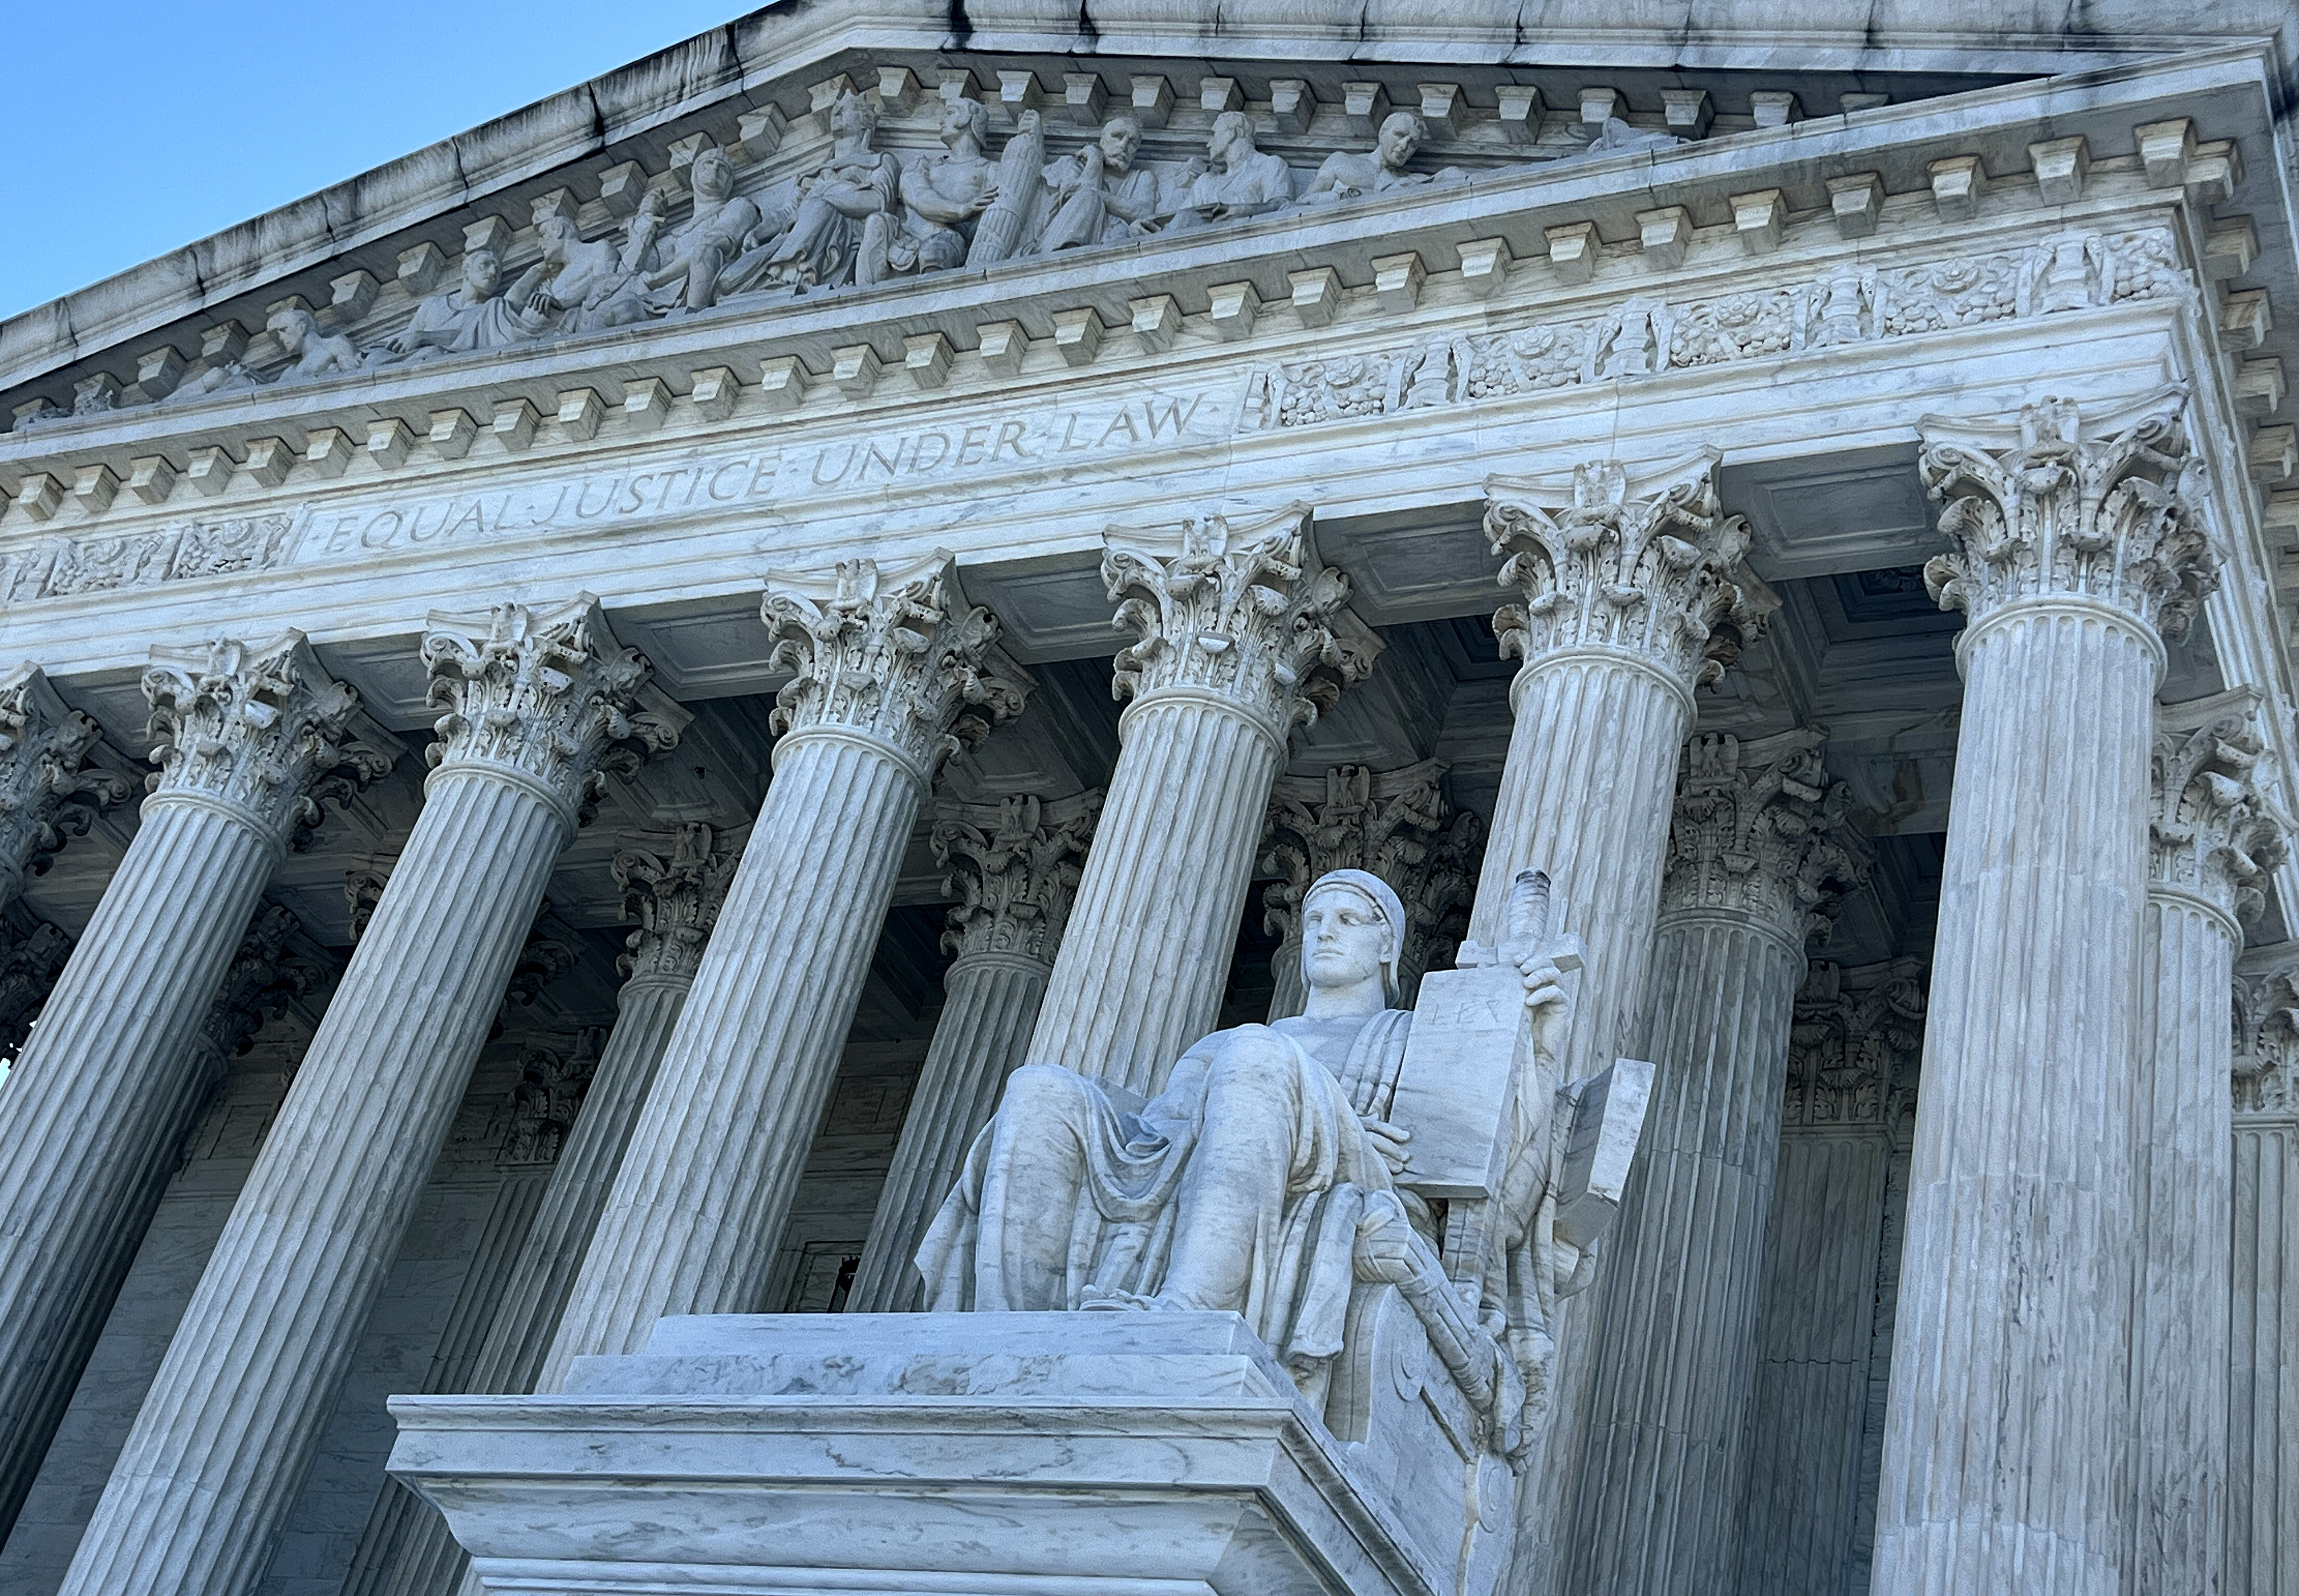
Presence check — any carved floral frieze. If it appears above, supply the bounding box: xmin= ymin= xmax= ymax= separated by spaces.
xmin=1247 ymin=229 xmax=2184 ymax=432
xmin=0 ymin=514 xmax=294 ymax=604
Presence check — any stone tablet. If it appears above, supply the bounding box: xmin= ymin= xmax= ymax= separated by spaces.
xmin=1388 ymin=961 xmax=1526 ymax=1199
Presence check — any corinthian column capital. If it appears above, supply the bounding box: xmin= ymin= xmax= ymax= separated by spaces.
xmin=1919 ymin=388 xmax=2218 ymax=647
xmin=932 ymin=791 xmax=1100 ymax=965
xmin=762 ymin=554 xmax=1027 ymax=783
xmin=1659 ymin=728 xmax=1871 ymax=947
xmin=2234 ymin=952 xmax=2299 ymax=1115
xmin=1103 ymin=503 xmax=1381 ymax=745
xmin=2150 ymin=699 xmax=2289 ymax=929
xmin=1484 ymin=452 xmax=1773 ymax=696
xmin=1785 ymin=956 xmax=1928 ymax=1128
xmin=422 ymin=597 xmax=676 ymax=831
xmin=143 ymin=631 xmax=389 ymax=847
xmin=0 ymin=917 xmax=71 ymax=1054
xmin=612 ymin=823 xmax=742 ymax=985
xmin=0 ymin=665 xmax=131 ymax=896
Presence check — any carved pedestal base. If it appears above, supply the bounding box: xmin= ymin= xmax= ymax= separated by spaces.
xmin=389 ymin=1311 xmax=1503 ymax=1596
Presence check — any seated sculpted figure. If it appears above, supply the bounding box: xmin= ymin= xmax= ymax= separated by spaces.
xmin=920 ymin=868 xmax=1570 ymax=1451
xmin=368 ymin=247 xmax=536 ymax=363
xmin=750 ymin=91 xmax=899 ymax=291
xmin=1300 ymin=111 xmax=1465 ymax=204
xmin=625 ymin=145 xmax=765 ymax=314
xmin=507 ymin=214 xmax=653 ymax=335
xmin=1160 ymin=109 xmax=1294 ymax=232
xmin=1035 ymin=112 xmax=1160 ymax=253
xmin=265 ymin=307 xmax=361 ymax=383
xmin=858 ymin=96 xmax=996 ymax=286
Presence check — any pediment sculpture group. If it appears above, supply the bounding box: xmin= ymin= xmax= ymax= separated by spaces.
xmin=15 ymin=90 xmax=1685 ymax=428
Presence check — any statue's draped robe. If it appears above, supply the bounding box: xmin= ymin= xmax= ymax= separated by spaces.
xmin=920 ymin=1011 xmax=1411 ymax=1372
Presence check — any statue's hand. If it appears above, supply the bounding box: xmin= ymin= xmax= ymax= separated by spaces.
xmin=1516 ymin=951 xmax=1571 ymax=1061
xmin=1352 ymin=1192 xmax=1422 ymax=1284
xmin=1358 ymin=1116 xmax=1412 ymax=1176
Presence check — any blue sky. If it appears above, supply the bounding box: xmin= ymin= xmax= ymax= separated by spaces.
xmin=0 ymin=3 xmax=757 ymax=321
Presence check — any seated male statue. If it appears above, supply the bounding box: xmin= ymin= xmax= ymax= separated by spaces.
xmin=858 ymin=95 xmax=997 ymax=285
xmin=921 ymin=867 xmax=1571 ymax=1454
xmin=368 ymin=247 xmax=536 ymax=363
xmin=1300 ymin=111 xmax=1466 ymax=204
xmin=1159 ymin=109 xmax=1295 ymax=232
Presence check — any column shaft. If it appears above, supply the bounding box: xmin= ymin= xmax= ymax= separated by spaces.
xmin=56 ymin=769 xmax=566 ymax=1596
xmin=1873 ymin=607 xmax=2153 ymax=1593
xmin=2129 ymin=893 xmax=2235 ymax=1594
xmin=851 ymin=951 xmax=1049 ymax=1313
xmin=544 ymin=732 xmax=922 ymax=1374
xmin=2228 ymin=1107 xmax=2297 ymax=1596
xmin=1570 ymin=913 xmax=1804 ymax=1593
xmin=0 ymin=799 xmax=274 ymax=1536
xmin=378 ymin=980 xmax=688 ymax=1596
xmin=1027 ymin=695 xmax=1277 ymax=1098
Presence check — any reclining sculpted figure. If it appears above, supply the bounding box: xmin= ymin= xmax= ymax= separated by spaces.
xmin=921 ymin=865 xmax=1622 ymax=1463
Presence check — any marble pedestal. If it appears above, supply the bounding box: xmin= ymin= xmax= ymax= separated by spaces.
xmin=389 ymin=1312 xmax=1488 ymax=1596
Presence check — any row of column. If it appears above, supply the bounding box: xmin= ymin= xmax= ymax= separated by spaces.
xmin=0 ymin=388 xmax=2260 ymax=1596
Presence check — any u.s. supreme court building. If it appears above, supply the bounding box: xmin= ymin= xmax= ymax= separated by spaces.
xmin=0 ymin=4 xmax=2294 ymax=1595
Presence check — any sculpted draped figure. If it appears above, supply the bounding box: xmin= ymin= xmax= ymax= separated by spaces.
xmin=921 ymin=866 xmax=1581 ymax=1457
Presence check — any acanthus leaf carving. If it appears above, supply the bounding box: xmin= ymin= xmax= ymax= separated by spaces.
xmin=143 ymin=631 xmax=392 ymax=848
xmin=1785 ymin=957 xmax=1928 ymax=1128
xmin=612 ymin=822 xmax=744 ymax=985
xmin=201 ymin=903 xmax=320 ymax=1063
xmin=1258 ymin=760 xmax=1484 ymax=1004
xmin=0 ymin=664 xmax=132 ymax=893
xmin=1485 ymin=453 xmax=1774 ymax=691
xmin=1660 ymin=728 xmax=1872 ymax=945
xmin=1103 ymin=503 xmax=1380 ymax=740
xmin=2149 ymin=703 xmax=2289 ymax=925
xmin=499 ymin=1028 xmax=603 ymax=1167
xmin=2233 ymin=954 xmax=2299 ymax=1116
xmin=762 ymin=555 xmax=1027 ymax=778
xmin=493 ymin=904 xmax=580 ymax=1033
xmin=0 ymin=917 xmax=72 ymax=1056
xmin=931 ymin=790 xmax=1101 ymax=965
xmin=1917 ymin=388 xmax=2217 ymax=640
xmin=422 ymin=597 xmax=677 ymax=829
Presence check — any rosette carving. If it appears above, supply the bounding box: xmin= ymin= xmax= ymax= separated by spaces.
xmin=762 ymin=555 xmax=1026 ymax=778
xmin=932 ymin=791 xmax=1101 ymax=964
xmin=422 ymin=598 xmax=677 ymax=827
xmin=0 ymin=665 xmax=131 ymax=892
xmin=143 ymin=631 xmax=390 ymax=848
xmin=1659 ymin=728 xmax=1871 ymax=945
xmin=1484 ymin=452 xmax=1773 ymax=691
xmin=613 ymin=822 xmax=742 ymax=984
xmin=2150 ymin=704 xmax=2288 ymax=925
xmin=1103 ymin=505 xmax=1379 ymax=740
xmin=1918 ymin=389 xmax=2217 ymax=639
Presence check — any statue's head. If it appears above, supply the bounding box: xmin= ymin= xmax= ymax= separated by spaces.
xmin=1301 ymin=868 xmax=1404 ymax=1004
xmin=537 ymin=215 xmax=579 ymax=262
xmin=265 ymin=306 xmax=317 ymax=355
xmin=1209 ymin=110 xmax=1254 ymax=163
xmin=1376 ymin=111 xmax=1425 ymax=169
xmin=691 ymin=146 xmax=735 ymax=199
xmin=941 ymin=95 xmax=990 ymax=145
xmin=831 ymin=90 xmax=878 ymax=140
xmin=1099 ymin=112 xmax=1144 ymax=170
xmin=461 ymin=248 xmax=502 ymax=297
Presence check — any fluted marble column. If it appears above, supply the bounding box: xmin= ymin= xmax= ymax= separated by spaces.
xmin=1569 ymin=728 xmax=1868 ymax=1595
xmin=58 ymin=600 xmax=668 ymax=1596
xmin=0 ymin=634 xmax=377 ymax=1544
xmin=1870 ymin=392 xmax=2217 ymax=1596
xmin=1476 ymin=456 xmax=1771 ymax=1596
xmin=1739 ymin=959 xmax=1928 ymax=1596
xmin=849 ymin=791 xmax=1098 ymax=1314
xmin=2128 ymin=700 xmax=2282 ymax=1595
xmin=2229 ymin=953 xmax=2299 ymax=1596
xmin=1026 ymin=506 xmax=1378 ymax=1099
xmin=543 ymin=556 xmax=1023 ymax=1378
xmin=1258 ymin=760 xmax=1482 ymax=1020
xmin=378 ymin=826 xmax=738 ymax=1596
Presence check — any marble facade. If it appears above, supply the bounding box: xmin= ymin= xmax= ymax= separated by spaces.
xmin=1 ymin=4 xmax=2297 ymax=1594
